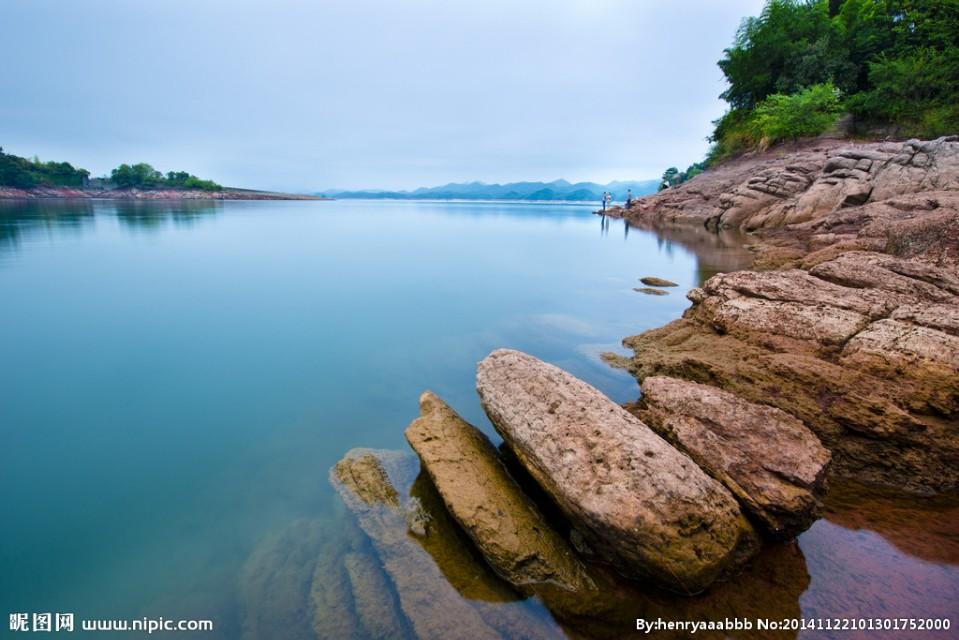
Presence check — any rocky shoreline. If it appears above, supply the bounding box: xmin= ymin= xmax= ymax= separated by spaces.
xmin=604 ymin=135 xmax=958 ymax=495
xmin=0 ymin=185 xmax=326 ymax=200
xmin=302 ymin=136 xmax=957 ymax=638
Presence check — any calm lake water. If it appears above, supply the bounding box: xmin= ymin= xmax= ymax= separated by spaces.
xmin=1 ymin=199 xmax=955 ymax=639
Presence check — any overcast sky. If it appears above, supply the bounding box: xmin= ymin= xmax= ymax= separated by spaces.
xmin=1 ymin=0 xmax=764 ymax=192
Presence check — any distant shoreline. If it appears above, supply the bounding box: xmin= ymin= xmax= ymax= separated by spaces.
xmin=333 ymin=197 xmax=603 ymax=205
xmin=0 ymin=186 xmax=330 ymax=201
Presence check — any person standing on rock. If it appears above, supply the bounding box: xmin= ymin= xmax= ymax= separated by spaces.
xmin=602 ymin=191 xmax=608 ymax=211
xmin=626 ymin=188 xmax=633 ymax=207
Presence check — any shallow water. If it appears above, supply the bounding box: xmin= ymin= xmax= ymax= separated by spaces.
xmin=0 ymin=199 xmax=954 ymax=638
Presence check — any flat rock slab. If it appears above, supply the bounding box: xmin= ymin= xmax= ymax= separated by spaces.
xmin=809 ymin=251 xmax=959 ymax=303
xmin=477 ymin=349 xmax=758 ymax=594
xmin=405 ymin=391 xmax=596 ymax=594
xmin=638 ymin=376 xmax=831 ymax=538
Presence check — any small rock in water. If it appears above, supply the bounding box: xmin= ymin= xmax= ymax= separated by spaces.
xmin=634 ymin=287 xmax=670 ymax=296
xmin=640 ymin=276 xmax=679 ymax=287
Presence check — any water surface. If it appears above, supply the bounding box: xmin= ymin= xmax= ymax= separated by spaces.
xmin=1 ymin=199 xmax=954 ymax=638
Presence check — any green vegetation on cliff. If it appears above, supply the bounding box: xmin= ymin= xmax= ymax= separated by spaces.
xmin=0 ymin=148 xmax=221 ymax=191
xmin=656 ymin=0 xmax=959 ymax=182
xmin=710 ymin=0 xmax=959 ymax=159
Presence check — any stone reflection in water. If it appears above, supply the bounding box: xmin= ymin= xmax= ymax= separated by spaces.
xmin=795 ymin=481 xmax=959 ymax=639
xmin=640 ymin=221 xmax=755 ymax=286
xmin=822 ymin=481 xmax=959 ymax=565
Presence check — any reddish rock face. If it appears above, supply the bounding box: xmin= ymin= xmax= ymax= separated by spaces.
xmin=477 ymin=349 xmax=759 ymax=594
xmin=619 ymin=136 xmax=959 ymax=234
xmin=606 ymin=136 xmax=959 ymax=496
xmin=637 ymin=376 xmax=831 ymax=538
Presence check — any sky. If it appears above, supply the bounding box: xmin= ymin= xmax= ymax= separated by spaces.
xmin=0 ymin=0 xmax=765 ymax=192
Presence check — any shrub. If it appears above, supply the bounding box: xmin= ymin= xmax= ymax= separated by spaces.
xmin=750 ymin=83 xmax=843 ymax=145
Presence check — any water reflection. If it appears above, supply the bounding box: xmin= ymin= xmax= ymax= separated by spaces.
xmin=0 ymin=198 xmax=221 ymax=258
xmin=591 ymin=212 xmax=755 ymax=286
xmin=112 ymin=200 xmax=221 ymax=230
xmin=5 ymin=198 xmax=954 ymax=639
xmin=0 ymin=199 xmax=95 ymax=254
xmin=619 ymin=217 xmax=755 ymax=286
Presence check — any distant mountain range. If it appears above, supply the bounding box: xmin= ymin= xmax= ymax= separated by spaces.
xmin=316 ymin=179 xmax=659 ymax=202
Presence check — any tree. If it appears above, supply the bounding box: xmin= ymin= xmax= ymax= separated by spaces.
xmin=710 ymin=0 xmax=959 ymax=157
xmin=111 ymin=163 xmax=164 ymax=188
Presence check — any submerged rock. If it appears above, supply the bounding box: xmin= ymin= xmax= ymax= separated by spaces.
xmin=308 ymin=520 xmax=364 ymax=640
xmin=332 ymin=448 xmax=561 ymax=640
xmin=640 ymin=276 xmax=679 ymax=287
xmin=637 ymin=376 xmax=830 ymax=538
xmin=332 ymin=449 xmax=502 ymax=640
xmin=240 ymin=519 xmax=337 ymax=640
xmin=340 ymin=551 xmax=411 ymax=640
xmin=476 ymin=349 xmax=759 ymax=594
xmin=405 ymin=391 xmax=595 ymax=593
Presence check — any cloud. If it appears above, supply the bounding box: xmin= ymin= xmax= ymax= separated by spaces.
xmin=0 ymin=0 xmax=764 ymax=191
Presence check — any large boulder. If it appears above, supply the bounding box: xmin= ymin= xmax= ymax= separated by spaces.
xmin=405 ymin=391 xmax=596 ymax=594
xmin=476 ymin=349 xmax=759 ymax=594
xmin=637 ymin=376 xmax=830 ymax=538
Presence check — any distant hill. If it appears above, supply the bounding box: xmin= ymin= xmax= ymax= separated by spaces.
xmin=317 ymin=178 xmax=659 ymax=202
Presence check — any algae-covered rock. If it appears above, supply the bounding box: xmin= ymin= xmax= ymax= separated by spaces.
xmin=477 ymin=349 xmax=759 ymax=594
xmin=405 ymin=391 xmax=595 ymax=592
xmin=638 ymin=376 xmax=831 ymax=538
